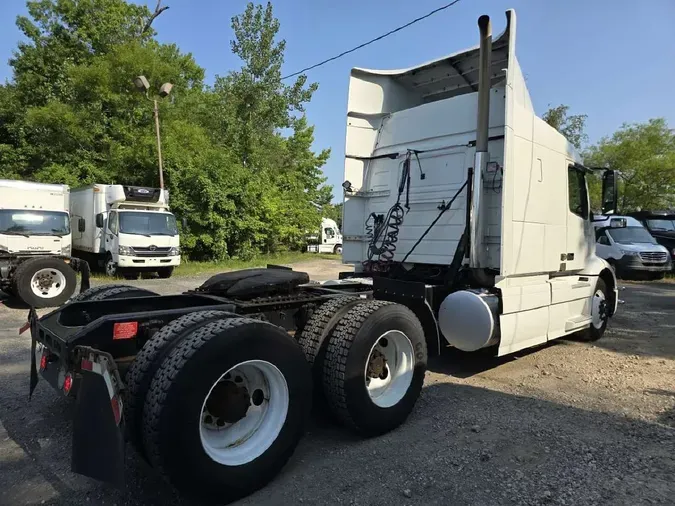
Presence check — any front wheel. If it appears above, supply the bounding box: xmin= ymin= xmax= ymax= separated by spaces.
xmin=142 ymin=318 xmax=311 ymax=504
xmin=105 ymin=254 xmax=117 ymax=277
xmin=12 ymin=257 xmax=77 ymax=308
xmin=157 ymin=267 xmax=174 ymax=279
xmin=333 ymin=244 xmax=342 ymax=255
xmin=578 ymin=278 xmax=609 ymax=342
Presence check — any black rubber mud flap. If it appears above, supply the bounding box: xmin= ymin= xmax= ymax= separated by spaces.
xmin=27 ymin=308 xmax=39 ymax=399
xmin=70 ymin=257 xmax=91 ymax=293
xmin=71 ymin=370 xmax=125 ymax=487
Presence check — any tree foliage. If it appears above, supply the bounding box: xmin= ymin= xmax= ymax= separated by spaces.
xmin=543 ymin=104 xmax=588 ymax=150
xmin=583 ymin=118 xmax=675 ymax=212
xmin=0 ymin=0 xmax=332 ymax=260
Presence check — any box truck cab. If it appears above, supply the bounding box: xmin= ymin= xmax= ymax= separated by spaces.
xmin=0 ymin=179 xmax=79 ymax=307
xmin=71 ymin=184 xmax=180 ymax=279
xmin=307 ymin=217 xmax=343 ymax=254
xmin=594 ymin=215 xmax=672 ymax=279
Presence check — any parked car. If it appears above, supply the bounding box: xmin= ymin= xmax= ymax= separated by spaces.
xmin=593 ymin=215 xmax=672 ymax=279
xmin=627 ymin=210 xmax=675 ymax=270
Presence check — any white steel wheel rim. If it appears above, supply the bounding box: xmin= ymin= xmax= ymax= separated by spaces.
xmin=591 ymin=289 xmax=607 ymax=329
xmin=364 ymin=330 xmax=415 ymax=408
xmin=336 ymin=246 xmax=342 ymax=254
xmin=199 ymin=360 xmax=289 ymax=466
xmin=30 ymin=268 xmax=67 ymax=299
xmin=105 ymin=258 xmax=116 ymax=276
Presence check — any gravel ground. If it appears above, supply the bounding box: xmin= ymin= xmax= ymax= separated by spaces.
xmin=0 ymin=260 xmax=673 ymax=506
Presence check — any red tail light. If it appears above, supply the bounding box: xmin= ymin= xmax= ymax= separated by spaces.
xmin=111 ymin=395 xmax=122 ymax=425
xmin=39 ymin=353 xmax=48 ymax=371
xmin=63 ymin=373 xmax=73 ymax=394
xmin=113 ymin=322 xmax=138 ymax=340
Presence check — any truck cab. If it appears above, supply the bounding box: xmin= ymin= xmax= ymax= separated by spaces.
xmin=0 ymin=179 xmax=79 ymax=307
xmin=71 ymin=185 xmax=181 ymax=279
xmin=307 ymin=217 xmax=343 ymax=254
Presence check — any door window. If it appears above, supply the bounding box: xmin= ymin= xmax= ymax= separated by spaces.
xmin=568 ymin=166 xmax=589 ymax=219
xmin=108 ymin=212 xmax=119 ymax=235
xmin=324 ymin=227 xmax=335 ymax=238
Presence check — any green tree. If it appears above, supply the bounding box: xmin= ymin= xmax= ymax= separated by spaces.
xmin=583 ymin=118 xmax=675 ymax=212
xmin=543 ymin=104 xmax=588 ymax=150
xmin=0 ymin=0 xmax=332 ymax=261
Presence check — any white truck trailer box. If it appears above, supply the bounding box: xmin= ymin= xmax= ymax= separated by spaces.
xmin=70 ymin=184 xmax=180 ymax=278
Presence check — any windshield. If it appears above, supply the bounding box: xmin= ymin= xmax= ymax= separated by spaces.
xmin=119 ymin=212 xmax=177 ymax=236
xmin=646 ymin=219 xmax=675 ymax=232
xmin=0 ymin=210 xmax=70 ymax=236
xmin=608 ymin=227 xmax=656 ymax=245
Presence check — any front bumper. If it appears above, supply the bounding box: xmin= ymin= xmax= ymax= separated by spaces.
xmin=616 ymin=255 xmax=672 ymax=273
xmin=117 ymin=254 xmax=180 ymax=269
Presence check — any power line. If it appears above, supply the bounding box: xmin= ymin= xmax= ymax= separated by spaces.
xmin=281 ymin=0 xmax=464 ymax=80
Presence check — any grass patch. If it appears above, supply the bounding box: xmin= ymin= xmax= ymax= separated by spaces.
xmin=175 ymin=252 xmax=337 ymax=276
xmin=90 ymin=251 xmax=338 ymax=279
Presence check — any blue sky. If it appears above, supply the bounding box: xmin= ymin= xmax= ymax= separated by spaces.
xmin=1 ymin=0 xmax=674 ymax=200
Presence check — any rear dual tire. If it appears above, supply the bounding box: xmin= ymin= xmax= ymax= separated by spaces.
xmin=138 ymin=317 xmax=311 ymax=504
xmin=321 ymin=300 xmax=427 ymax=436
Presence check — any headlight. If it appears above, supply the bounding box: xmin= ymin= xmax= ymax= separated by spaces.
xmin=118 ymin=245 xmax=134 ymax=256
xmin=61 ymin=244 xmax=71 ymax=256
xmin=169 ymin=247 xmax=180 ymax=256
xmin=619 ymin=249 xmax=639 ymax=257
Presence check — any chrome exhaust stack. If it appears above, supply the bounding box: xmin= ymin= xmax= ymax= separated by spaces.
xmin=470 ymin=14 xmax=492 ymax=271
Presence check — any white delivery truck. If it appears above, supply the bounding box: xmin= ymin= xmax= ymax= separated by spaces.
xmin=70 ymin=184 xmax=180 ymax=279
xmin=306 ymin=217 xmax=343 ymax=254
xmin=0 ymin=179 xmax=81 ymax=307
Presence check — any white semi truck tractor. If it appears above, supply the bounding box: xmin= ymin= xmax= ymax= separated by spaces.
xmin=24 ymin=10 xmax=621 ymax=504
xmin=70 ymin=184 xmax=181 ymax=279
xmin=306 ymin=217 xmax=343 ymax=254
xmin=0 ymin=179 xmax=87 ymax=307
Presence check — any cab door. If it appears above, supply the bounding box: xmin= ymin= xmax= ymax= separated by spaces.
xmin=565 ymin=164 xmax=591 ymax=272
xmin=106 ymin=211 xmax=120 ymax=258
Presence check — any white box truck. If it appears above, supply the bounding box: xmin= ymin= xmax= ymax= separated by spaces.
xmin=306 ymin=217 xmax=343 ymax=254
xmin=0 ymin=179 xmax=82 ymax=307
xmin=70 ymin=184 xmax=180 ymax=279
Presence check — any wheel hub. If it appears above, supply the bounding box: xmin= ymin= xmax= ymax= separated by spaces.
xmin=367 ymin=349 xmax=388 ymax=379
xmin=205 ymin=380 xmax=250 ymax=424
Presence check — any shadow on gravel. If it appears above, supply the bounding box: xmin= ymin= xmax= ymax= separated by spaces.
xmin=1 ymin=375 xmax=673 ymax=506
xmin=592 ymin=282 xmax=675 ymax=360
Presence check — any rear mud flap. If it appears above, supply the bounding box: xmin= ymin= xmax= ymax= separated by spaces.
xmin=71 ymin=370 xmax=125 ymax=487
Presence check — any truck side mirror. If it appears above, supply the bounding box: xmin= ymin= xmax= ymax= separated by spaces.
xmin=95 ymin=213 xmax=104 ymax=228
xmin=78 ymin=218 xmax=86 ymax=233
xmin=601 ymin=170 xmax=619 ymax=215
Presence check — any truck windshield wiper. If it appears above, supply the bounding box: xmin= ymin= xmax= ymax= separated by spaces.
xmin=1 ymin=231 xmax=31 ymax=237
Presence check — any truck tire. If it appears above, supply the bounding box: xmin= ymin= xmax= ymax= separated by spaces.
xmin=142 ymin=318 xmax=312 ymax=503
xmin=577 ymin=278 xmax=609 ymax=342
xmin=297 ymin=296 xmax=361 ymax=405
xmin=12 ymin=257 xmax=77 ymax=308
xmin=89 ymin=285 xmax=158 ymax=302
xmin=157 ymin=267 xmax=174 ymax=279
xmin=68 ymin=284 xmax=157 ymax=303
xmin=322 ymin=300 xmax=427 ymax=436
xmin=125 ymin=310 xmax=235 ymax=459
xmin=333 ymin=244 xmax=342 ymax=255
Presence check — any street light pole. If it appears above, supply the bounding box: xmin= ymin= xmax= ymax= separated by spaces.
xmin=153 ymin=98 xmax=164 ymax=189
xmin=133 ymin=76 xmax=172 ymax=190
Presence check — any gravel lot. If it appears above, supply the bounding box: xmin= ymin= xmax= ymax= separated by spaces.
xmin=0 ymin=259 xmax=673 ymax=506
